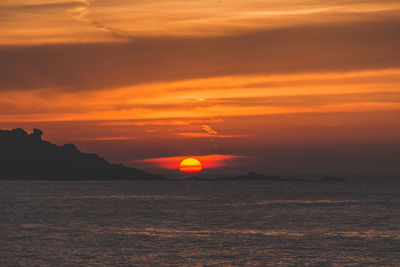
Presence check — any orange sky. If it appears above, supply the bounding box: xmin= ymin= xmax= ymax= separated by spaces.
xmin=1 ymin=0 xmax=400 ymax=176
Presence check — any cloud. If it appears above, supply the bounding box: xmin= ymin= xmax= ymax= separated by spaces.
xmin=69 ymin=0 xmax=92 ymax=21
xmin=1 ymin=17 xmax=400 ymax=92
xmin=2 ymin=0 xmax=400 ymax=45
xmin=201 ymin=125 xmax=218 ymax=135
xmin=1 ymin=1 xmax=81 ymax=11
xmin=71 ymin=136 xmax=138 ymax=141
xmin=95 ymin=118 xmax=223 ymax=126
xmin=1 ymin=69 xmax=400 ymax=122
xmin=68 ymin=0 xmax=124 ymax=39
xmin=176 ymin=133 xmax=246 ymax=138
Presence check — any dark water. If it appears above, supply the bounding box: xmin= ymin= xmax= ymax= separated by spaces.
xmin=1 ymin=179 xmax=400 ymax=266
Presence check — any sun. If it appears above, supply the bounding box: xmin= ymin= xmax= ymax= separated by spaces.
xmin=179 ymin=158 xmax=202 ymax=173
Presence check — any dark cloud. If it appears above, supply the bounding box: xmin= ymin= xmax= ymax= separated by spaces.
xmin=0 ymin=1 xmax=81 ymax=12
xmin=1 ymin=17 xmax=400 ymax=92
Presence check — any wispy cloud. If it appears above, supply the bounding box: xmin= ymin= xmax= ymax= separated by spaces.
xmin=67 ymin=0 xmax=123 ymax=39
xmin=95 ymin=118 xmax=223 ymax=126
xmin=68 ymin=0 xmax=91 ymax=22
xmin=71 ymin=136 xmax=138 ymax=141
xmin=2 ymin=0 xmax=400 ymax=45
xmin=1 ymin=68 xmax=400 ymax=122
xmin=201 ymin=125 xmax=218 ymax=135
xmin=176 ymin=132 xmax=247 ymax=138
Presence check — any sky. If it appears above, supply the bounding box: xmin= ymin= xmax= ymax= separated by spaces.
xmin=1 ymin=0 xmax=400 ymax=177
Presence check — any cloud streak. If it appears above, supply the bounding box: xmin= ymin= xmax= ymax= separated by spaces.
xmin=1 ymin=17 xmax=400 ymax=92
xmin=1 ymin=68 xmax=400 ymax=123
xmin=2 ymin=0 xmax=400 ymax=45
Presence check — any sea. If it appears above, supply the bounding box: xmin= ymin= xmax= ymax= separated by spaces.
xmin=1 ymin=178 xmax=399 ymax=266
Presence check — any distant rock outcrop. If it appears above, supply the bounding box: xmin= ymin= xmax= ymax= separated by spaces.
xmin=320 ymin=176 xmax=346 ymax=183
xmin=0 ymin=128 xmax=163 ymax=180
xmin=216 ymin=172 xmax=285 ymax=181
xmin=184 ymin=176 xmax=202 ymax=180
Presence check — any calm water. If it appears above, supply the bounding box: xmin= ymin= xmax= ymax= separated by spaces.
xmin=1 ymin=179 xmax=400 ymax=266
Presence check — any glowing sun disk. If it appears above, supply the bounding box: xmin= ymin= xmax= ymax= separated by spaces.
xmin=179 ymin=158 xmax=202 ymax=173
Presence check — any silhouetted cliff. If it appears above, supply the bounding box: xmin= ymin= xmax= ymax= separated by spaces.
xmin=0 ymin=128 xmax=163 ymax=180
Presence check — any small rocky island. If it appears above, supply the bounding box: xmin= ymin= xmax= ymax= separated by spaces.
xmin=320 ymin=176 xmax=346 ymax=183
xmin=216 ymin=172 xmax=285 ymax=181
xmin=0 ymin=128 xmax=163 ymax=180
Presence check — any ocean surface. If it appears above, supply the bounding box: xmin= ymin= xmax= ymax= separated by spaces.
xmin=1 ymin=178 xmax=400 ymax=266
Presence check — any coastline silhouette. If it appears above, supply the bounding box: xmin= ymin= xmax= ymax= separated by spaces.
xmin=0 ymin=128 xmax=347 ymax=182
xmin=0 ymin=128 xmax=163 ymax=180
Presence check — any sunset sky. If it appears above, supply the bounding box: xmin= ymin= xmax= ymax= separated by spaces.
xmin=1 ymin=0 xmax=400 ymax=176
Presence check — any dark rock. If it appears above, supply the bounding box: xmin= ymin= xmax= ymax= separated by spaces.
xmin=216 ymin=172 xmax=284 ymax=181
xmin=12 ymin=128 xmax=28 ymax=136
xmin=0 ymin=128 xmax=164 ymax=180
xmin=62 ymin=143 xmax=78 ymax=152
xmin=184 ymin=176 xmax=203 ymax=180
xmin=30 ymin=128 xmax=43 ymax=140
xmin=320 ymin=177 xmax=346 ymax=183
